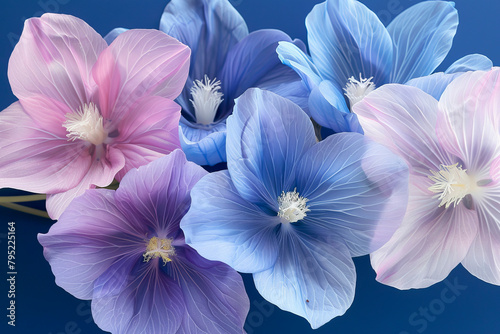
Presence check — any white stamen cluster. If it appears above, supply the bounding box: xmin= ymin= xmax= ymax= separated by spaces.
xmin=428 ymin=164 xmax=472 ymax=208
xmin=190 ymin=75 xmax=224 ymax=125
xmin=63 ymin=103 xmax=107 ymax=145
xmin=344 ymin=74 xmax=376 ymax=108
xmin=277 ymin=188 xmax=310 ymax=223
xmin=143 ymin=237 xmax=175 ymax=266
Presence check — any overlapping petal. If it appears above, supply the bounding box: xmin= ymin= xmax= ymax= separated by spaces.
xmin=388 ymin=1 xmax=458 ymax=83
xmin=179 ymin=122 xmax=227 ymax=166
xmin=92 ymin=29 xmax=190 ymax=119
xmin=180 ymin=170 xmax=280 ymax=273
xmin=306 ymin=0 xmax=393 ymax=87
xmin=226 ymin=88 xmax=316 ymax=207
xmin=445 ymin=54 xmax=493 ymax=74
xmin=253 ymin=230 xmax=355 ymax=329
xmin=406 ymin=72 xmax=462 ymax=100
xmin=371 ymin=175 xmax=479 ymax=289
xmin=160 ymin=0 xmax=248 ymax=81
xmin=296 ymin=132 xmax=409 ymax=256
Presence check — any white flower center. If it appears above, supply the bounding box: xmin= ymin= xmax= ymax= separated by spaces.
xmin=277 ymin=188 xmax=310 ymax=223
xmin=428 ymin=164 xmax=474 ymax=208
xmin=190 ymin=75 xmax=224 ymax=125
xmin=344 ymin=74 xmax=376 ymax=109
xmin=63 ymin=103 xmax=107 ymax=145
xmin=143 ymin=237 xmax=175 ymax=265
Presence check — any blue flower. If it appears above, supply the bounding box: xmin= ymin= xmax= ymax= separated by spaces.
xmin=180 ymin=88 xmax=409 ymax=328
xmin=277 ymin=0 xmax=491 ymax=133
xmin=105 ymin=0 xmax=307 ymax=166
xmin=38 ymin=150 xmax=250 ymax=333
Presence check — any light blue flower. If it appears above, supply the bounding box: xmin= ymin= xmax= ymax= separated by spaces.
xmin=180 ymin=88 xmax=409 ymax=328
xmin=277 ymin=0 xmax=491 ymax=133
xmin=105 ymin=0 xmax=306 ymax=166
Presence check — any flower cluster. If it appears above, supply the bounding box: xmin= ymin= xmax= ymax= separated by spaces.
xmin=0 ymin=0 xmax=498 ymax=333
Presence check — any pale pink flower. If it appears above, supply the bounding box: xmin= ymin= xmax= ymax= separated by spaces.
xmin=0 ymin=14 xmax=190 ymax=218
xmin=353 ymin=68 xmax=500 ymax=289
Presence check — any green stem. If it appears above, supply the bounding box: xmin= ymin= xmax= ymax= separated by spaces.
xmin=0 ymin=202 xmax=50 ymax=219
xmin=0 ymin=194 xmax=46 ymax=203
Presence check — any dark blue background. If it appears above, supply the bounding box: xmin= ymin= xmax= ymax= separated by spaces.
xmin=0 ymin=1 xmax=499 ymax=333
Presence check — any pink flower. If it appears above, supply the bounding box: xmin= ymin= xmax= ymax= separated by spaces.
xmin=0 ymin=14 xmax=190 ymax=218
xmin=353 ymin=68 xmax=500 ymax=289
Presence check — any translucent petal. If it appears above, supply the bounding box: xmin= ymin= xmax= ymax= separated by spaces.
xmin=445 ymin=54 xmax=493 ymax=74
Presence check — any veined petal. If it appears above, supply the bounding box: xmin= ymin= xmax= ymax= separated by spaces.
xmin=103 ymin=27 xmax=128 ymax=45
xmin=180 ymin=170 xmax=281 ymax=273
xmin=0 ymin=102 xmax=91 ymax=194
xmin=92 ymin=262 xmax=185 ymax=334
xmin=436 ymin=68 xmax=500 ymax=175
xmin=46 ymin=146 xmax=126 ymax=219
xmin=296 ymin=132 xmax=409 ymax=257
xmin=8 ymin=14 xmax=106 ymax=111
xmin=388 ymin=1 xmax=458 ymax=83
xmin=406 ymin=72 xmax=462 ymax=101
xmin=462 ymin=184 xmax=500 ymax=285
xmin=353 ymin=84 xmax=455 ymax=175
xmin=306 ymin=0 xmax=392 ymax=87
xmin=170 ymin=246 xmax=249 ymax=334
xmin=114 ymin=150 xmax=207 ymax=237
xmin=38 ymin=189 xmax=145 ymax=300
xmin=111 ymin=96 xmax=182 ymax=181
xmin=92 ymin=29 xmax=190 ymax=120
xmin=276 ymin=41 xmax=322 ymax=92
xmin=253 ymin=230 xmax=355 ymax=329
xmin=371 ymin=175 xmax=478 ymax=289
xmin=179 ymin=122 xmax=227 ymax=166
xmin=226 ymin=88 xmax=316 ymax=208
xmin=160 ymin=0 xmax=248 ymax=81
xmin=219 ymin=29 xmax=303 ymax=115
xmin=445 ymin=54 xmax=493 ymax=74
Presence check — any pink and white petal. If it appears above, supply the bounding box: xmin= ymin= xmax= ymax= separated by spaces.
xmin=111 ymin=96 xmax=181 ymax=181
xmin=462 ymin=184 xmax=500 ymax=285
xmin=46 ymin=146 xmax=126 ymax=219
xmin=437 ymin=68 xmax=500 ymax=176
xmin=353 ymin=84 xmax=455 ymax=175
xmin=19 ymin=95 xmax=71 ymax=137
xmin=92 ymin=29 xmax=190 ymax=120
xmin=0 ymin=102 xmax=92 ymax=194
xmin=371 ymin=175 xmax=478 ymax=290
xmin=8 ymin=14 xmax=106 ymax=110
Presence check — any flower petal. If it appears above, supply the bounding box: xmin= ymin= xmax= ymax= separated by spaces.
xmin=353 ymin=84 xmax=455 ymax=175
xmin=92 ymin=262 xmax=185 ymax=334
xmin=179 ymin=122 xmax=227 ymax=166
xmin=180 ymin=170 xmax=280 ymax=273
xmin=45 ymin=147 xmax=126 ymax=219
xmin=371 ymin=175 xmax=478 ymax=289
xmin=306 ymin=0 xmax=393 ymax=87
xmin=445 ymin=54 xmax=493 ymax=74
xmin=296 ymin=132 xmax=409 ymax=257
xmin=405 ymin=72 xmax=462 ymax=100
xmin=388 ymin=1 xmax=458 ymax=83
xmin=111 ymin=96 xmax=182 ymax=181
xmin=8 ymin=13 xmax=106 ymax=111
xmin=276 ymin=41 xmax=322 ymax=92
xmin=436 ymin=68 xmax=500 ymax=175
xmin=462 ymin=185 xmax=500 ymax=285
xmin=226 ymin=88 xmax=316 ymax=208
xmin=160 ymin=0 xmax=248 ymax=81
xmin=38 ymin=189 xmax=145 ymax=300
xmin=92 ymin=29 xmax=190 ymax=120
xmin=170 ymin=246 xmax=249 ymax=334
xmin=253 ymin=230 xmax=355 ymax=329
xmin=114 ymin=150 xmax=207 ymax=237
xmin=219 ymin=29 xmax=304 ymax=117
xmin=0 ymin=102 xmax=92 ymax=194
xmin=103 ymin=27 xmax=128 ymax=45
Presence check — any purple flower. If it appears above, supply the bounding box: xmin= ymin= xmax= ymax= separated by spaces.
xmin=38 ymin=150 xmax=249 ymax=333
xmin=180 ymin=88 xmax=409 ymax=328
xmin=353 ymin=68 xmax=500 ymax=289
xmin=0 ymin=14 xmax=190 ymax=218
